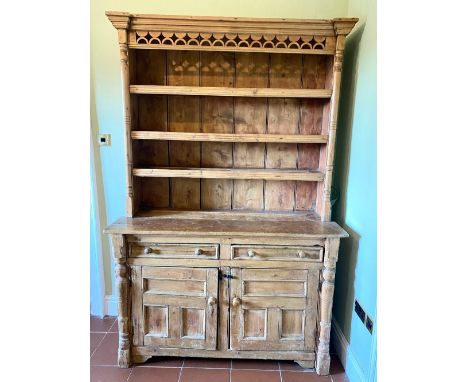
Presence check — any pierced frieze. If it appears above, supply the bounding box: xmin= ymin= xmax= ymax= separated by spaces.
xmin=132 ymin=31 xmax=334 ymax=51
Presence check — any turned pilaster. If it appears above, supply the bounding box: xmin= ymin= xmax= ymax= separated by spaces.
xmin=316 ymin=237 xmax=340 ymax=375
xmin=320 ymin=33 xmax=346 ymax=222
xmin=111 ymin=234 xmax=131 ymax=368
xmin=117 ymin=26 xmax=134 ymax=217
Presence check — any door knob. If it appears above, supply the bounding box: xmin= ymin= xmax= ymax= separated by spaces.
xmin=208 ymin=296 xmax=217 ymax=306
xmin=144 ymin=247 xmax=153 ymax=254
xmin=247 ymin=250 xmax=255 ymax=258
xmin=232 ymin=296 xmax=241 ymax=307
xmin=194 ymin=248 xmax=203 ymax=256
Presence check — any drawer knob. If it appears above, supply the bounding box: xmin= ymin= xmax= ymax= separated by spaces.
xmin=298 ymin=250 xmax=306 ymax=258
xmin=247 ymin=250 xmax=255 ymax=258
xmin=208 ymin=296 xmax=217 ymax=306
xmin=144 ymin=247 xmax=153 ymax=254
xmin=194 ymin=248 xmax=203 ymax=256
xmin=232 ymin=296 xmax=241 ymax=307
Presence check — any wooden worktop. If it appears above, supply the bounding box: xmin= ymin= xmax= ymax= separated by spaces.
xmin=104 ymin=210 xmax=348 ymax=238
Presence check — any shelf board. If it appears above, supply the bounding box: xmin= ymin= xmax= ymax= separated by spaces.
xmin=129 ymin=85 xmax=332 ymax=98
xmin=133 ymin=167 xmax=324 ymax=181
xmin=131 ymin=131 xmax=328 ymax=144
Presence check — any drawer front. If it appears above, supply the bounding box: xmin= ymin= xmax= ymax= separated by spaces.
xmin=231 ymin=245 xmax=323 ymax=262
xmin=129 ymin=243 xmax=219 ymax=259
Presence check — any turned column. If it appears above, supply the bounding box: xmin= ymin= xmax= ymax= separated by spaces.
xmin=111 ymin=234 xmax=131 ymax=368
xmin=316 ymin=237 xmax=340 ymax=375
xmin=117 ymin=27 xmax=134 ymax=217
xmin=317 ymin=34 xmax=345 ymax=222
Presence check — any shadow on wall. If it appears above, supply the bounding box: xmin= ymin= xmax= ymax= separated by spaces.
xmin=90 ymin=77 xmax=112 ymax=300
xmin=331 ymin=21 xmax=365 ymax=340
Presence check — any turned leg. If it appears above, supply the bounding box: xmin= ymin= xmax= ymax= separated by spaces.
xmin=112 ymin=235 xmax=131 ymax=368
xmin=316 ymin=238 xmax=340 ymax=375
xmin=295 ymin=360 xmax=315 ymax=369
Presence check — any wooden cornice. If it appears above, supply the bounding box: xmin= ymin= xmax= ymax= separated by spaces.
xmin=106 ymin=11 xmax=358 ymax=54
xmin=106 ymin=11 xmax=357 ymax=37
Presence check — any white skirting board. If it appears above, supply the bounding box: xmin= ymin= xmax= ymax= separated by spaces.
xmin=331 ymin=316 xmax=366 ymax=382
xmin=105 ymin=295 xmax=118 ymax=317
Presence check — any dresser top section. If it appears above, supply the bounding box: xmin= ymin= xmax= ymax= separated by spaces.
xmin=106 ymin=11 xmax=358 ymax=37
xmin=104 ymin=211 xmax=348 ymax=238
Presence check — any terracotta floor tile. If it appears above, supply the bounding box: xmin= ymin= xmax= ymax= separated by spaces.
xmin=136 ymin=356 xmax=184 ymax=367
xmin=90 ymin=315 xmax=116 ymax=332
xmin=90 ymin=333 xmax=106 ymax=355
xmin=231 ymin=369 xmax=281 ymax=382
xmin=183 ymin=357 xmax=231 ymax=369
xmin=232 ymin=359 xmax=279 ymax=370
xmin=91 ymin=333 xmax=119 ymax=366
xmin=108 ymin=318 xmax=119 ymax=332
xmin=90 ymin=366 xmax=132 ymax=382
xmin=128 ymin=367 xmax=181 ymax=382
xmin=282 ymin=371 xmax=332 ymax=382
xmin=179 ymin=367 xmax=230 ymax=382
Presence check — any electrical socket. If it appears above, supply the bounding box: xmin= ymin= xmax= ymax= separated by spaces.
xmin=355 ymin=299 xmax=374 ymax=335
xmin=354 ymin=300 xmax=366 ymax=323
xmin=98 ymin=134 xmax=111 ymax=146
xmin=365 ymin=315 xmax=373 ymax=334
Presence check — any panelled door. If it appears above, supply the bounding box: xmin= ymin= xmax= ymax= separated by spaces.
xmin=131 ymin=266 xmax=218 ymax=350
xmin=229 ymin=268 xmax=320 ymax=351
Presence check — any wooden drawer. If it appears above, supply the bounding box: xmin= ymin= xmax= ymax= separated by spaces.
xmin=129 ymin=243 xmax=219 ymax=259
xmin=231 ymin=245 xmax=323 ymax=262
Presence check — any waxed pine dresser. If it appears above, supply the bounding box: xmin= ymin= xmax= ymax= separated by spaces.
xmin=104 ymin=11 xmax=357 ymax=375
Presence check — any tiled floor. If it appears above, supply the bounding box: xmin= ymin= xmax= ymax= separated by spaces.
xmin=91 ymin=316 xmax=349 ymax=382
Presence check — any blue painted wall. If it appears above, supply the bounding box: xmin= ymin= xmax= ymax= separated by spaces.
xmin=332 ymin=0 xmax=377 ymax=380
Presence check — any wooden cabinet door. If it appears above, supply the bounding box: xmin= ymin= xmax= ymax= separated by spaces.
xmin=132 ymin=266 xmax=218 ymax=350
xmin=230 ymin=268 xmax=319 ymax=351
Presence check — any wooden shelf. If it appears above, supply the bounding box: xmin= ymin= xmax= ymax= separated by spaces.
xmin=129 ymin=85 xmax=332 ymax=98
xmin=133 ymin=168 xmax=325 ymax=181
xmin=131 ymin=131 xmax=328 ymax=144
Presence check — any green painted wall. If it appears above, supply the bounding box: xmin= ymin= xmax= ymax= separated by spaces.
xmin=332 ymin=0 xmax=376 ymax=380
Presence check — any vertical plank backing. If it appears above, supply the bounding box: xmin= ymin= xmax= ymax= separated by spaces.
xmin=200 ymin=52 xmax=235 ymax=209
xmin=135 ymin=50 xmax=166 ymax=85
xmin=233 ymin=53 xmax=269 ymax=210
xmin=167 ymin=51 xmax=201 ymax=209
xmin=296 ymin=99 xmax=322 ymax=210
xmin=297 ymin=56 xmax=331 ymax=211
xmin=265 ymin=54 xmax=301 ymax=211
xmin=133 ymin=50 xmax=169 ymax=212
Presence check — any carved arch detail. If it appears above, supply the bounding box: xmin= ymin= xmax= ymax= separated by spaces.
xmin=131 ymin=31 xmax=335 ymax=51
